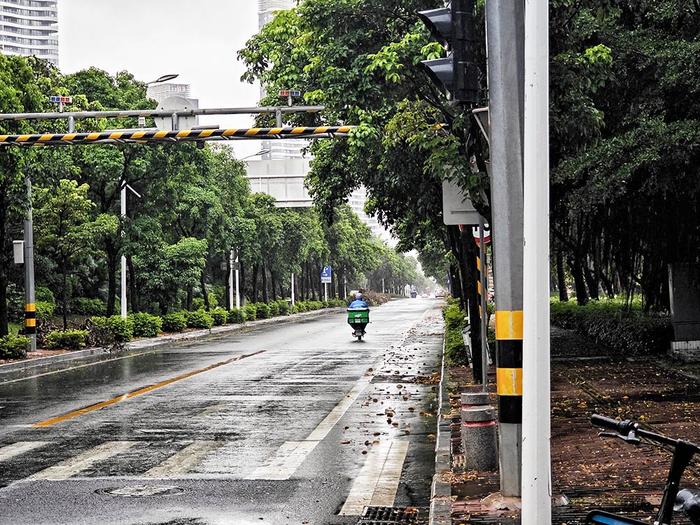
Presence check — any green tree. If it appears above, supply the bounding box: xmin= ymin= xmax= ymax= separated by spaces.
xmin=34 ymin=179 xmax=118 ymax=328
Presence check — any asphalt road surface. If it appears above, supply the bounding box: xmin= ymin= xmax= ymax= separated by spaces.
xmin=0 ymin=299 xmax=443 ymax=525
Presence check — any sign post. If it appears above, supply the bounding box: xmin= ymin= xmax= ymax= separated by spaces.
xmin=321 ymin=266 xmax=332 ymax=302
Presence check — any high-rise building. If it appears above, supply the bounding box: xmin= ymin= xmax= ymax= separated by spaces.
xmin=0 ymin=0 xmax=59 ymax=66
xmin=257 ymin=0 xmax=306 ymax=161
xmin=258 ymin=0 xmax=296 ymax=28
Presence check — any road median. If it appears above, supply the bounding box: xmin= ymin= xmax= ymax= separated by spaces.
xmin=0 ymin=307 xmax=344 ymax=384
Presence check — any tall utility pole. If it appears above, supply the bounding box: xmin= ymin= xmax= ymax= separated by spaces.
xmin=486 ymin=0 xmax=525 ymax=497
xmin=522 ymin=0 xmax=551 ymax=521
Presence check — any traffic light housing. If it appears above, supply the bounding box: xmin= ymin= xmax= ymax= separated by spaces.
xmin=418 ymin=0 xmax=479 ymax=105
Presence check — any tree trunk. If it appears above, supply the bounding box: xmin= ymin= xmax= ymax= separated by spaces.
xmin=239 ymin=262 xmax=246 ymax=306
xmin=568 ymin=255 xmax=589 ymax=306
xmin=583 ymin=262 xmax=599 ymax=301
xmin=252 ymin=263 xmax=259 ymax=303
xmin=128 ymin=256 xmax=138 ymax=313
xmin=61 ymin=261 xmax=68 ymax=330
xmin=225 ymin=257 xmax=231 ymax=310
xmin=105 ymin=240 xmax=118 ymax=317
xmin=270 ymin=271 xmax=277 ymax=301
xmin=262 ymin=262 xmax=269 ymax=303
xmin=200 ymin=271 xmax=210 ymax=310
xmin=186 ymin=286 xmax=193 ymax=311
xmin=556 ymin=250 xmax=568 ymax=302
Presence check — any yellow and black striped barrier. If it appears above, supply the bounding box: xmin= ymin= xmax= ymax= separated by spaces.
xmin=24 ymin=303 xmax=36 ymax=335
xmin=495 ymin=309 xmax=523 ymax=424
xmin=0 ymin=126 xmax=355 ymax=147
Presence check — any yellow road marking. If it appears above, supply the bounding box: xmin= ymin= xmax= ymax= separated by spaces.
xmin=33 ymin=350 xmax=265 ymax=428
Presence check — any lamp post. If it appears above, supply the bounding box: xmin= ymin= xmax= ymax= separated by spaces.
xmin=119 ymin=74 xmax=179 ymax=318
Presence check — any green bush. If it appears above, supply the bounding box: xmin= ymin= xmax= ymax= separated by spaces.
xmin=276 ymin=300 xmax=290 ymax=316
xmin=255 ymin=303 xmax=270 ymax=319
xmin=162 ymin=312 xmax=187 ymax=333
xmin=228 ymin=308 xmax=246 ymax=324
xmin=45 ymin=330 xmax=88 ymax=351
xmin=268 ymin=301 xmax=280 ymax=317
xmin=73 ymin=297 xmax=107 ymax=316
xmin=243 ymin=303 xmax=257 ymax=321
xmin=36 ymin=286 xmax=55 ymax=304
xmin=186 ymin=309 xmax=214 ymax=329
xmin=289 ymin=304 xmax=299 ymax=315
xmin=192 ymin=292 xmax=219 ymax=311
xmin=307 ymin=300 xmax=323 ymax=311
xmin=550 ymin=299 xmax=673 ymax=355
xmin=0 ymin=335 xmax=28 ymax=359
xmin=129 ymin=313 xmax=163 ymax=338
xmin=36 ymin=300 xmax=55 ymax=320
xmin=443 ymin=304 xmax=468 ymax=365
xmin=89 ymin=316 xmax=133 ymax=344
xmin=210 ymin=307 xmax=228 ymax=326
xmin=295 ymin=301 xmax=307 ymax=313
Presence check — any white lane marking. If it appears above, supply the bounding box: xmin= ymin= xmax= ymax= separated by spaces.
xmin=370 ymin=439 xmax=410 ymax=506
xmin=340 ymin=439 xmax=410 ymax=516
xmin=247 ymin=374 xmax=373 ymax=480
xmin=0 ymin=442 xmax=48 ymax=462
xmin=246 ymin=441 xmax=318 ymax=480
xmin=28 ymin=441 xmax=136 ymax=480
xmin=145 ymin=441 xmax=222 ymax=477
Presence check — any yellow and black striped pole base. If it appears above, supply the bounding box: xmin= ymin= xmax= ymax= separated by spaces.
xmin=24 ymin=303 xmax=37 ymax=335
xmin=495 ymin=310 xmax=523 ymax=424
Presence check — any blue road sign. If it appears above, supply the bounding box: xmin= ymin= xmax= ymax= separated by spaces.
xmin=321 ymin=266 xmax=332 ymax=283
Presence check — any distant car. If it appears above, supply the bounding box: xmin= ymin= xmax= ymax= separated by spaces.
xmin=410 ymin=291 xmax=417 ymax=298
xmin=435 ymin=290 xmax=446 ymax=299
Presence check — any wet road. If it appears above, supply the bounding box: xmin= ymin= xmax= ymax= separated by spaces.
xmin=0 ymin=299 xmax=443 ymax=525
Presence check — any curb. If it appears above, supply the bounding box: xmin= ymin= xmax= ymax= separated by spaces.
xmin=430 ymin=332 xmax=453 ymax=525
xmin=0 ymin=308 xmax=344 ymax=383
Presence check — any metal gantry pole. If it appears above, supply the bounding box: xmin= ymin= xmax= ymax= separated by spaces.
xmin=23 ymin=175 xmax=36 ymax=353
xmin=120 ymin=185 xmax=127 ymax=319
xmin=229 ymin=249 xmax=235 ymax=310
xmin=486 ymin=0 xmax=525 ymax=497
xmin=522 ymin=0 xmax=551 ymax=520
xmin=235 ymin=262 xmax=241 ymax=310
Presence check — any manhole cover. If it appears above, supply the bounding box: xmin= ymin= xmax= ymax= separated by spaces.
xmin=356 ymin=506 xmax=419 ymax=524
xmin=96 ymin=485 xmax=185 ymax=497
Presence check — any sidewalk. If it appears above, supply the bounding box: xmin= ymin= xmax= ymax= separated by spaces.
xmin=442 ymin=327 xmax=700 ymax=524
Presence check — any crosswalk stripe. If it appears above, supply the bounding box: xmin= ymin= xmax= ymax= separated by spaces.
xmin=0 ymin=442 xmax=48 ymax=463
xmin=144 ymin=441 xmax=222 ymax=477
xmin=339 ymin=439 xmax=410 ymax=516
xmin=247 ymin=374 xmax=373 ymax=480
xmin=28 ymin=441 xmax=137 ymax=480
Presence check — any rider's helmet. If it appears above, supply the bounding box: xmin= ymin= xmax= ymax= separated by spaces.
xmin=355 ymin=292 xmax=363 ymax=300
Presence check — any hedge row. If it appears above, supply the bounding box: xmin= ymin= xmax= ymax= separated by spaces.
xmin=30 ymin=299 xmax=346 ymax=352
xmin=443 ymin=301 xmax=469 ymax=365
xmin=550 ymin=299 xmax=673 ymax=355
xmin=0 ymin=335 xmax=29 ymax=359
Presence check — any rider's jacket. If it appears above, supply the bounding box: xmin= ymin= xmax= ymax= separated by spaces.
xmin=348 ymin=299 xmax=369 ymax=309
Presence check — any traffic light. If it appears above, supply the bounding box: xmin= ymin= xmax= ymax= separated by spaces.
xmin=418 ymin=0 xmax=479 ymax=104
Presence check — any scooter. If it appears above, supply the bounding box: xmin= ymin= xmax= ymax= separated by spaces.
xmin=347 ymin=307 xmax=370 ymax=341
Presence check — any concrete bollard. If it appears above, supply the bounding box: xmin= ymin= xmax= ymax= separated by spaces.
xmin=461 ymin=401 xmax=498 ymax=471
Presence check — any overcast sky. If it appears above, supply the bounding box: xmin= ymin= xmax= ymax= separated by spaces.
xmin=59 ymin=0 xmax=262 ymax=157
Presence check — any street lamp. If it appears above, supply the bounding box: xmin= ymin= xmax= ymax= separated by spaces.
xmin=146 ymin=73 xmax=179 ymax=85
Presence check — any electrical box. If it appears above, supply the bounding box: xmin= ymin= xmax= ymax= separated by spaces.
xmin=13 ymin=240 xmax=24 ymax=264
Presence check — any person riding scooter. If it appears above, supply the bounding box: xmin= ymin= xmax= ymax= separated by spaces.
xmin=347 ymin=292 xmax=370 ymax=340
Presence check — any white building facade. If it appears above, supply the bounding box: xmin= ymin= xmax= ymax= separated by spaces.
xmin=0 ymin=0 xmax=59 ymax=66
